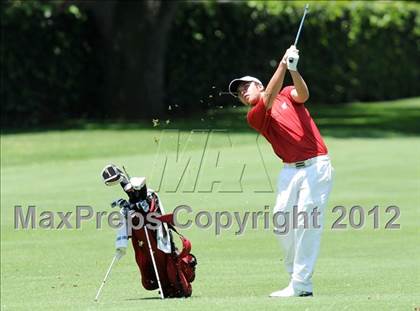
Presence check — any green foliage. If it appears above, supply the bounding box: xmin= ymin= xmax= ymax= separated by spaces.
xmin=166 ymin=1 xmax=420 ymax=111
xmin=1 ymin=1 xmax=419 ymax=127
xmin=1 ymin=1 xmax=104 ymax=127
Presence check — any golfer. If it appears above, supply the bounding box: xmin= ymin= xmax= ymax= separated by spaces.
xmin=229 ymin=45 xmax=333 ymax=297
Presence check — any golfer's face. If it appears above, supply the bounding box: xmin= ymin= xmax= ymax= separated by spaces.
xmin=238 ymin=82 xmax=260 ymax=105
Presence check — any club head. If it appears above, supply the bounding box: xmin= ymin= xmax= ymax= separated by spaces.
xmin=130 ymin=177 xmax=146 ymax=190
xmin=101 ymin=164 xmax=123 ymax=186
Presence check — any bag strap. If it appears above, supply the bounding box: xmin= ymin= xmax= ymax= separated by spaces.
xmin=154 ymin=213 xmax=192 ymax=257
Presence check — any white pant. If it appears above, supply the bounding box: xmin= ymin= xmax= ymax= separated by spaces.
xmin=273 ymin=155 xmax=333 ymax=292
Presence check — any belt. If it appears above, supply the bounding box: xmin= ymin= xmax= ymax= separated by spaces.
xmin=284 ymin=155 xmax=330 ymax=169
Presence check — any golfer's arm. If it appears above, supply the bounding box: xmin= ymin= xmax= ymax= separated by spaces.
xmin=290 ymin=71 xmax=309 ymax=104
xmin=263 ymin=62 xmax=287 ymax=109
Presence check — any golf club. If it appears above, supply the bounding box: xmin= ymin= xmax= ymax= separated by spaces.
xmin=293 ymin=4 xmax=309 ymax=47
xmin=288 ymin=4 xmax=309 ymax=69
xmin=221 ymin=5 xmax=310 ymax=97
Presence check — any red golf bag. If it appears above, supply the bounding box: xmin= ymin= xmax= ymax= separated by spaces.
xmin=101 ymin=164 xmax=197 ymax=298
xmin=130 ymin=191 xmax=197 ymax=298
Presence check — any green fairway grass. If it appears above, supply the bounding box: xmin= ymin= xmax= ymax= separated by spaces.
xmin=1 ymin=98 xmax=420 ymax=310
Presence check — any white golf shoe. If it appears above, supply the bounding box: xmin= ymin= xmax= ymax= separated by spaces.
xmin=269 ymin=285 xmax=313 ymax=298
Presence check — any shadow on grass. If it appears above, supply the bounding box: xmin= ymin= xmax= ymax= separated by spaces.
xmin=125 ymin=295 xmax=199 ymax=300
xmin=125 ymin=297 xmax=162 ymax=301
xmin=2 ymin=97 xmax=419 ymax=138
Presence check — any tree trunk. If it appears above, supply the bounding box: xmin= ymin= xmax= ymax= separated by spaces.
xmin=62 ymin=0 xmax=178 ymax=119
xmin=111 ymin=1 xmax=178 ymax=119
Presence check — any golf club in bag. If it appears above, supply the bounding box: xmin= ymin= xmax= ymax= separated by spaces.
xmin=99 ymin=164 xmax=197 ymax=299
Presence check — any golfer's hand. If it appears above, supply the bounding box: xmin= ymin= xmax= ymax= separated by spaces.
xmin=281 ymin=45 xmax=297 ymax=64
xmin=286 ymin=45 xmax=299 ymax=71
xmin=281 ymin=48 xmax=290 ymax=65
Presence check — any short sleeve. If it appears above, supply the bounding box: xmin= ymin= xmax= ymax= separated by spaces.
xmin=280 ymin=86 xmax=300 ymax=105
xmin=247 ymin=97 xmax=271 ymax=133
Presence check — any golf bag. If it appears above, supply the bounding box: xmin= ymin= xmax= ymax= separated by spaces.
xmin=101 ymin=164 xmax=197 ymax=298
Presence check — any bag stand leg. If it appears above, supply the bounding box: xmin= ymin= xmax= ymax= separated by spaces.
xmin=144 ymin=226 xmax=165 ymax=299
xmin=94 ymin=254 xmax=119 ymax=302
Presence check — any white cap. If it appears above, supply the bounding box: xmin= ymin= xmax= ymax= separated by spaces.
xmin=228 ymin=76 xmax=263 ymax=97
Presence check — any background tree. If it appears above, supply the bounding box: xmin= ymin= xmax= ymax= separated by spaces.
xmin=62 ymin=0 xmax=179 ymax=118
xmin=2 ymin=1 xmax=419 ymax=127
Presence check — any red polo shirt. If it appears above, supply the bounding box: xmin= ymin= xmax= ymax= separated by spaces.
xmin=247 ymin=86 xmax=328 ymax=163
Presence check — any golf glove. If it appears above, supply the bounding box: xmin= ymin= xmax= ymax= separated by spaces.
xmin=287 ymin=50 xmax=299 ymax=71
